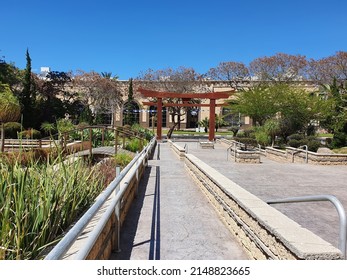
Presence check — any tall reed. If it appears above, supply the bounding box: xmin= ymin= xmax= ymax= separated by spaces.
xmin=0 ymin=154 xmax=105 ymax=260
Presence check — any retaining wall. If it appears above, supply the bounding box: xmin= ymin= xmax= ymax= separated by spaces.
xmin=266 ymin=147 xmax=347 ymax=165
xmin=182 ymin=152 xmax=343 ymax=260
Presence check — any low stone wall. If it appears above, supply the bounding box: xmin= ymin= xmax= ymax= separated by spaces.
xmin=266 ymin=147 xmax=347 ymax=165
xmin=218 ymin=139 xmax=260 ymax=163
xmin=168 ymin=140 xmax=186 ymax=159
xmin=184 ymin=153 xmax=343 ymax=260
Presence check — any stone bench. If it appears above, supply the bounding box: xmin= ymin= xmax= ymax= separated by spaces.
xmin=199 ymin=141 xmax=214 ymax=149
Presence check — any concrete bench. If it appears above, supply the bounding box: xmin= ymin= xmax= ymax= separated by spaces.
xmin=199 ymin=141 xmax=214 ymax=149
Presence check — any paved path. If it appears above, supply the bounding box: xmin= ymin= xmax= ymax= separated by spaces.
xmin=111 ymin=143 xmax=248 ymax=260
xmin=182 ymin=141 xmax=347 ymax=250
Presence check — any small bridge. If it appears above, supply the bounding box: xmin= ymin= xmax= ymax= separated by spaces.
xmin=44 ymin=139 xmax=347 ymax=260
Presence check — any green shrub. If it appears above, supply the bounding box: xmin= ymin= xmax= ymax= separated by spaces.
xmin=114 ymin=152 xmax=134 ymax=168
xmin=287 ymin=134 xmax=305 ymax=141
xmin=288 ymin=139 xmax=301 ymax=148
xmin=254 ymin=129 xmax=270 ymax=146
xmin=307 ymin=140 xmax=321 ymax=152
xmin=125 ymin=138 xmax=142 ymax=152
xmin=233 ymin=137 xmax=257 ymax=149
xmin=4 ymin=122 xmax=22 ymax=138
xmin=331 ymin=132 xmax=347 ymax=148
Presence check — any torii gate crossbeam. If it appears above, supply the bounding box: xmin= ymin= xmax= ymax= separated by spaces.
xmin=139 ymin=88 xmax=233 ymax=141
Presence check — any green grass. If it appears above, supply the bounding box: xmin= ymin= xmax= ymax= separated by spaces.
xmin=161 ymin=129 xmax=232 ymax=135
xmin=316 ymin=133 xmax=334 ymax=138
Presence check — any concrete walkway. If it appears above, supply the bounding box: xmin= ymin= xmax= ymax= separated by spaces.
xmin=111 ymin=142 xmax=248 ymax=260
xmin=182 ymin=141 xmax=347 ymax=250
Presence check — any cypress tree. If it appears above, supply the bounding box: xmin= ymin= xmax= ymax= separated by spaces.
xmin=21 ymin=49 xmax=35 ymax=128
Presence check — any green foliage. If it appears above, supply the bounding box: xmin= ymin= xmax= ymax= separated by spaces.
xmin=307 ymin=140 xmax=321 ymax=152
xmin=131 ymin=123 xmax=154 ymax=141
xmin=56 ymin=118 xmax=74 ymax=134
xmin=125 ymin=138 xmax=142 ymax=152
xmin=287 ymin=133 xmax=305 ymax=141
xmin=0 ymin=157 xmax=105 ymax=259
xmin=198 ymin=117 xmax=209 ymax=132
xmin=287 ymin=139 xmax=302 ymax=148
xmin=0 ymin=84 xmax=21 ymax=123
xmin=254 ymin=126 xmax=270 ymax=146
xmin=4 ymin=122 xmax=22 ymax=138
xmin=264 ymin=119 xmax=280 ymax=146
xmin=20 ymin=49 xmax=36 ymax=129
xmin=40 ymin=122 xmax=56 ymax=136
xmin=229 ymin=84 xmax=321 ymax=138
xmin=114 ymin=152 xmax=134 ymax=168
xmin=233 ymin=137 xmax=258 ymax=149
xmin=331 ymin=132 xmax=347 ymax=148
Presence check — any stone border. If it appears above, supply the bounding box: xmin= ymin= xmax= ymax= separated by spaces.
xmin=168 ymin=140 xmax=186 ymax=159
xmin=266 ymin=147 xmax=347 ymax=165
xmin=218 ymin=139 xmax=261 ymax=163
xmin=183 ymin=152 xmax=343 ymax=260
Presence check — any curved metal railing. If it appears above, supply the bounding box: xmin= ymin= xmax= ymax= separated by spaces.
xmin=267 ymin=194 xmax=347 ymax=259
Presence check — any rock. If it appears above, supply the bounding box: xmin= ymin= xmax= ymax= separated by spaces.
xmin=317 ymin=147 xmax=334 ymax=154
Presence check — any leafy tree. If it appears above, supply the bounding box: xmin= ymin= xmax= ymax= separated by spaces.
xmin=0 ymin=55 xmax=21 ymax=92
xmin=0 ymin=84 xmax=21 ymax=151
xmin=230 ymin=84 xmax=321 ymax=138
xmin=317 ymin=78 xmax=347 ymax=133
xmin=231 ymin=84 xmax=278 ymax=126
xmin=35 ymin=71 xmax=79 ymax=126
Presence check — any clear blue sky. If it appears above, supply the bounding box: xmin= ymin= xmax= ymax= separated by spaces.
xmin=1 ymin=0 xmax=346 ymax=80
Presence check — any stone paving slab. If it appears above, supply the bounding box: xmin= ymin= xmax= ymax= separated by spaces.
xmin=181 ymin=141 xmax=347 ymax=250
xmin=111 ymin=143 xmax=248 ymax=260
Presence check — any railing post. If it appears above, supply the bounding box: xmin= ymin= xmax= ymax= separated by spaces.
xmin=102 ymin=127 xmax=105 ymax=146
xmin=115 ymin=129 xmax=118 ymax=154
xmin=89 ymin=128 xmax=93 ymax=157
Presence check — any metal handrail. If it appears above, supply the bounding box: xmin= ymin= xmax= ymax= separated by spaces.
xmin=267 ymin=194 xmax=347 ymax=259
xmin=44 ymin=137 xmax=156 ymax=260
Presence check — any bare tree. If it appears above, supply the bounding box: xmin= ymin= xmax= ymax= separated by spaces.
xmin=249 ymin=53 xmax=308 ymax=82
xmin=308 ymin=51 xmax=347 ymax=84
xmin=207 ymin=61 xmax=250 ymax=89
xmin=74 ymin=70 xmax=122 ymax=126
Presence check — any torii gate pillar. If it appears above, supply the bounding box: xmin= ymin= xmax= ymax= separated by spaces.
xmin=157 ymin=98 xmax=162 ymax=140
xmin=208 ymin=99 xmax=216 ymax=141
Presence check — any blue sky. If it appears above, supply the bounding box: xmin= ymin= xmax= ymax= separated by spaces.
xmin=1 ymin=0 xmax=346 ymax=80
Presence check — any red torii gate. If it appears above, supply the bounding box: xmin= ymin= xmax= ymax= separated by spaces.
xmin=138 ymin=88 xmax=234 ymax=141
